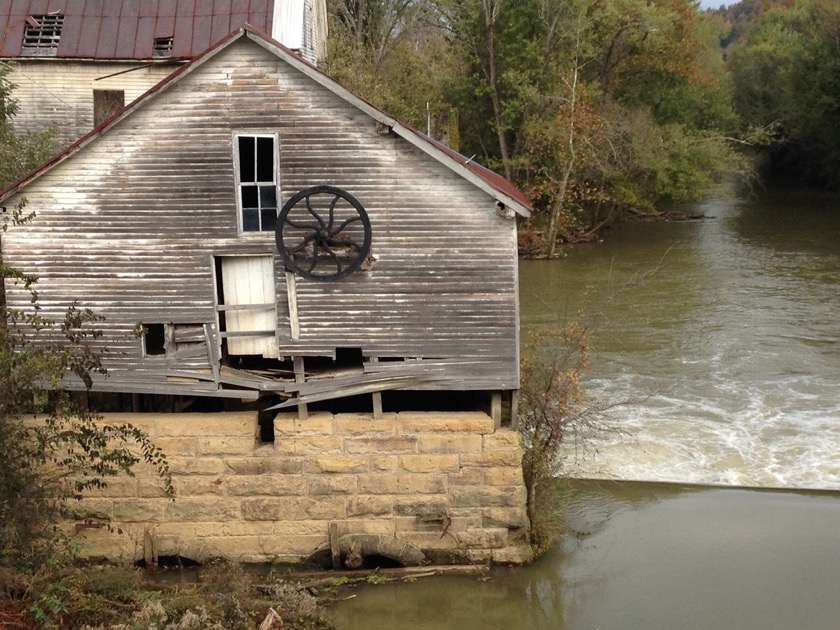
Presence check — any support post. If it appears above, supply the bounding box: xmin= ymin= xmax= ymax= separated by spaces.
xmin=491 ymin=392 xmax=502 ymax=430
xmin=293 ymin=356 xmax=308 ymax=420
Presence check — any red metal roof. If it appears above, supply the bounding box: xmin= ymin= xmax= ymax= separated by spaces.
xmin=0 ymin=0 xmax=274 ymax=59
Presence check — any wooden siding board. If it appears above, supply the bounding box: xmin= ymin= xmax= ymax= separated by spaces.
xmin=3 ymin=36 xmax=520 ymax=397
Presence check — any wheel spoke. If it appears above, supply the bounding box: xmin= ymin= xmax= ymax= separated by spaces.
xmin=334 ymin=215 xmax=362 ymax=233
xmin=284 ymin=217 xmax=320 ymax=230
xmin=305 ymin=196 xmax=326 ymax=229
xmin=327 ymin=195 xmax=340 ymax=231
xmin=286 ymin=231 xmax=318 ymax=255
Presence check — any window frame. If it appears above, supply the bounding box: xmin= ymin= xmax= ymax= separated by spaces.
xmin=233 ymin=132 xmax=280 ymax=234
xmin=22 ymin=14 xmax=64 ymax=56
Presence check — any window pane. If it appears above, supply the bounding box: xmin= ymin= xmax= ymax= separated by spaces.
xmin=261 ymin=208 xmax=277 ymax=232
xmin=256 ymin=137 xmax=274 ymax=182
xmin=242 ymin=208 xmax=260 ymax=231
xmin=259 ymin=185 xmax=277 ymax=208
xmin=238 ymin=136 xmax=255 ymax=182
xmin=241 ymin=185 xmax=258 ymax=209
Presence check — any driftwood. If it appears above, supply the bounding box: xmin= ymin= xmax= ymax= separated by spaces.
xmin=260 ymin=564 xmax=491 ymax=591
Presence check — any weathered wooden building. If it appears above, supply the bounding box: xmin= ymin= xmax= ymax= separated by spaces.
xmin=0 ymin=0 xmax=327 ymax=145
xmin=0 ymin=24 xmax=534 ymax=566
xmin=0 ymin=25 xmax=530 ymax=424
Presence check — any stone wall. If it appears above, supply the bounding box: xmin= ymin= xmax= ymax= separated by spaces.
xmin=71 ymin=411 xmax=533 ymax=566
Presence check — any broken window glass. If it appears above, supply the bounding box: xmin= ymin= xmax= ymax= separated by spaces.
xmin=236 ymin=134 xmax=278 ymax=232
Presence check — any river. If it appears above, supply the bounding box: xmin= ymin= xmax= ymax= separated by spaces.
xmin=329 ymin=184 xmax=840 ymax=629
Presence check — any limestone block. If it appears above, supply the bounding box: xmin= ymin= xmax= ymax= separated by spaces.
xmin=460 ymin=449 xmax=522 ymax=468
xmin=483 ymin=466 xmax=525 ymax=487
xmin=482 ymin=507 xmax=530 ymax=530
xmin=344 ymin=435 xmax=418 ymax=454
xmin=155 ymin=412 xmax=254 ymax=437
xmin=370 ymin=455 xmax=398 ymax=472
xmin=274 ymin=412 xmax=334 ymax=435
xmin=219 ymin=521 xmax=275 ymax=537
xmin=138 ymin=478 xmax=182 ymax=498
xmin=226 ymin=475 xmax=305 ymax=497
xmin=483 ymin=430 xmax=523 ymax=449
xmin=275 ymin=436 xmax=343 ymax=455
xmin=394 ymin=496 xmax=449 ymax=517
xmin=242 ymin=497 xmax=306 ymax=521
xmin=306 ymin=455 xmax=370 ymax=474
xmin=224 ymin=456 xmax=304 ymax=475
xmin=200 ymin=535 xmax=262 ymax=560
xmin=396 ymin=473 xmax=446 ymax=495
xmin=300 ymin=497 xmax=347 ymax=520
xmin=259 ymin=534 xmax=326 ymax=557
xmin=334 ymin=412 xmax=397 ymax=434
xmin=274 ymin=520 xmax=331 ymax=536
xmin=397 ymin=412 xmax=494 ymax=434
xmin=98 ymin=413 xmax=157 ymax=434
xmin=449 ymin=486 xmax=527 ymax=508
xmin=165 ymin=498 xmax=241 ymax=522
xmin=399 ymin=454 xmax=459 ymax=473
xmin=83 ymin=476 xmax=138 ymax=498
xmin=306 ymin=475 xmax=358 ymax=495
xmin=112 ymin=499 xmax=167 ymax=522
xmin=416 ymin=433 xmax=482 ymax=454
xmin=152 ymin=437 xmax=197 ymax=456
xmin=169 ymin=456 xmax=228 ymax=476
xmin=448 ymin=467 xmax=484 ymax=486
xmin=492 ymin=543 xmax=535 ymax=565
xmin=196 ymin=436 xmax=255 ymax=456
xmin=347 ymin=495 xmax=394 ymax=517
xmin=399 ymin=531 xmax=459 ymax=551
xmin=357 ymin=473 xmax=399 ymax=494
xmin=333 ymin=520 xmax=395 ymax=537
xmin=67 ymin=498 xmax=113 ymax=521
xmin=154 ymin=522 xmax=225 ymax=538
xmin=455 ymin=527 xmax=509 ymax=549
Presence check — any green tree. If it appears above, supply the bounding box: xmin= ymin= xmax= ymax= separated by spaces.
xmin=0 ymin=62 xmax=55 ymax=190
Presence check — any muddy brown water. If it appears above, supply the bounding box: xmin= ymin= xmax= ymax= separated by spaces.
xmin=331 ymin=183 xmax=840 ymax=628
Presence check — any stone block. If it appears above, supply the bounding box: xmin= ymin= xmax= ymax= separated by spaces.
xmin=398 ymin=531 xmax=459 ymax=551
xmin=370 ymin=455 xmax=398 ymax=472
xmin=417 ymin=433 xmax=482 ymax=454
xmin=483 ymin=430 xmax=522 ymax=449
xmin=200 ymin=536 xmax=262 ymax=560
xmin=275 ymin=436 xmax=343 ymax=455
xmin=347 ymin=496 xmax=394 ymax=517
xmin=259 ymin=535 xmax=325 ymax=557
xmin=67 ymin=498 xmax=113 ymax=521
xmin=455 ymin=527 xmax=509 ymax=549
xmin=394 ymin=496 xmax=449 ymax=518
xmin=345 ymin=435 xmax=418 ymax=454
xmin=449 ymin=486 xmax=527 ymax=508
xmin=169 ymin=456 xmax=227 ymax=476
xmin=226 ymin=475 xmax=306 ymax=497
xmin=483 ymin=466 xmax=525 ymax=486
xmin=274 ymin=412 xmax=334 ymax=435
xmin=152 ymin=437 xmax=197 ymax=456
xmin=306 ymin=475 xmax=358 ymax=495
xmin=300 ymin=497 xmax=347 ymax=520
xmin=357 ymin=473 xmax=399 ymax=494
xmin=397 ymin=412 xmax=494 ymax=434
xmin=112 ymin=499 xmax=167 ymax=522
xmin=165 ymin=498 xmax=240 ymax=522
xmin=483 ymin=507 xmax=530 ymax=530
xmin=242 ymin=497 xmax=305 ymax=521
xmin=399 ymin=454 xmax=459 ymax=473
xmin=334 ymin=412 xmax=397 ymax=434
xmin=224 ymin=456 xmax=304 ymax=475
xmin=396 ymin=473 xmax=446 ymax=495
xmin=274 ymin=520 xmax=330 ymax=536
xmin=448 ymin=467 xmax=484 ymax=486
xmin=196 ymin=436 xmax=255 ymax=456
xmin=155 ymin=412 xmax=254 ymax=437
xmin=138 ymin=478 xmax=182 ymax=498
xmin=492 ymin=543 xmax=534 ymax=565
xmin=83 ymin=476 xmax=138 ymax=498
xmin=306 ymin=455 xmax=370 ymax=474
xmin=460 ymin=450 xmax=522 ymax=468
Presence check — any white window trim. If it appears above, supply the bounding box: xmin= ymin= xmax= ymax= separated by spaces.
xmin=232 ymin=132 xmax=280 ymax=234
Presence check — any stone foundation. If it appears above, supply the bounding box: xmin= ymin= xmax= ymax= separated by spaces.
xmin=70 ymin=411 xmax=533 ymax=566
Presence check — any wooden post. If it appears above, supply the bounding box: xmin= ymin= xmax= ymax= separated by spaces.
xmin=293 ymin=356 xmax=308 ymax=420
xmin=369 ymin=357 xmax=383 ymax=419
xmin=329 ymin=522 xmax=341 ymax=569
xmin=510 ymin=390 xmax=519 ymax=429
xmin=491 ymin=392 xmax=502 ymax=430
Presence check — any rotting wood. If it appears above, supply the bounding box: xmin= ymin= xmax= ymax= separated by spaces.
xmin=286 ymin=270 xmax=300 ymax=340
xmin=329 ymin=522 xmax=341 ymax=570
xmin=491 ymin=392 xmax=502 ymax=429
xmin=204 ymin=323 xmax=221 ymax=385
xmin=262 ymin=564 xmax=491 ymax=591
xmin=293 ymin=356 xmax=308 ymax=420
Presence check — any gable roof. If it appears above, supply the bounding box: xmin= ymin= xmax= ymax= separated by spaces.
xmin=0 ymin=0 xmax=275 ymax=60
xmin=0 ymin=25 xmax=531 ymax=216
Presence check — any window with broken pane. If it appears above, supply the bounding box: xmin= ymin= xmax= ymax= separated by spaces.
xmin=236 ymin=135 xmax=278 ymax=232
xmin=22 ymin=14 xmax=64 ymax=55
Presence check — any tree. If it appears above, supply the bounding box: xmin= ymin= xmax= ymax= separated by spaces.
xmin=0 ymin=71 xmax=173 ymax=571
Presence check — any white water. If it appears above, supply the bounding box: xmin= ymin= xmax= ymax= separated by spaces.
xmin=520 ymin=185 xmax=840 ymax=489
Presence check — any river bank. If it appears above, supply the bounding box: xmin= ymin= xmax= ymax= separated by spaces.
xmin=328 ymin=479 xmax=840 ymax=629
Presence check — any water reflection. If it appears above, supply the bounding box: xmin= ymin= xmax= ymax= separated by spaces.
xmin=330 ymin=481 xmax=840 ymax=630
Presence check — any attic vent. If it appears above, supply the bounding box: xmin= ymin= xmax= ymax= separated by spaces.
xmin=153 ymin=36 xmax=173 ymax=57
xmin=22 ymin=14 xmax=64 ymax=55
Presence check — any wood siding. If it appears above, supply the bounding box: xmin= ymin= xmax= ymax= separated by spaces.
xmin=6 ymin=61 xmax=177 ymax=145
xmin=2 ymin=38 xmax=520 ymax=398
